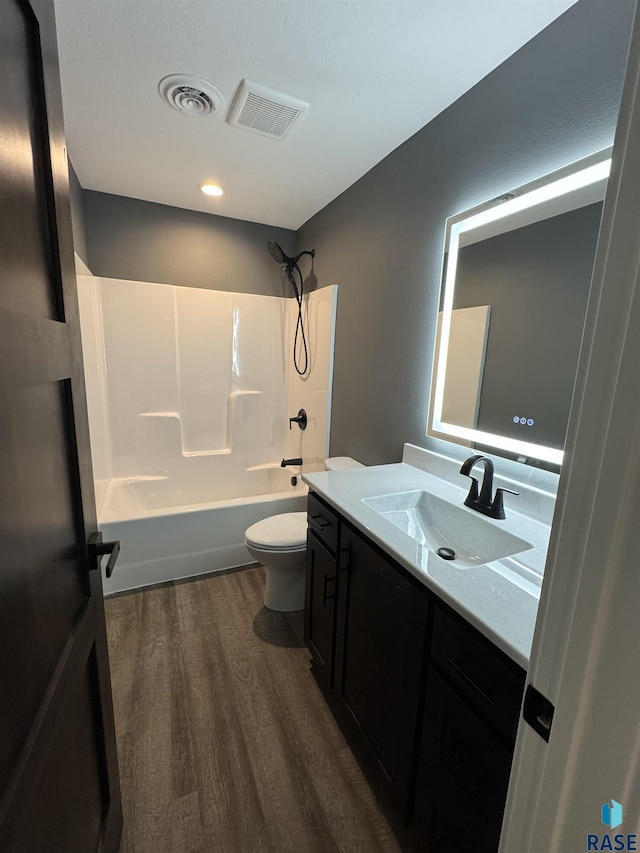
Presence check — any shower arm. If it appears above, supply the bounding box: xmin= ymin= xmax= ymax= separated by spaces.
xmin=283 ymin=250 xmax=315 ymax=273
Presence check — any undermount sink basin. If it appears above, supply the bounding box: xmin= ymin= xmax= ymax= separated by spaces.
xmin=362 ymin=489 xmax=533 ymax=568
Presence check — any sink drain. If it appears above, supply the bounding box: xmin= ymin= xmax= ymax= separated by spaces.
xmin=437 ymin=547 xmax=456 ymax=561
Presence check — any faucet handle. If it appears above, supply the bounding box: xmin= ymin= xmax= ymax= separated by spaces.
xmin=491 ymin=487 xmax=519 ymax=520
xmin=289 ymin=408 xmax=307 ymax=430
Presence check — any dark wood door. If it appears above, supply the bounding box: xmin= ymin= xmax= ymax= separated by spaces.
xmin=335 ymin=526 xmax=430 ymax=818
xmin=0 ymin=1 xmax=122 ymax=850
xmin=304 ymin=530 xmax=338 ymax=689
xmin=411 ymin=668 xmax=514 ymax=853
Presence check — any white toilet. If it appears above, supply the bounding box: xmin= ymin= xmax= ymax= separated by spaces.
xmin=244 ymin=456 xmax=364 ymax=611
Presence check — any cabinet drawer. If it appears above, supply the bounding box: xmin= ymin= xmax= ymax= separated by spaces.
xmin=307 ymin=492 xmax=339 ymax=554
xmin=430 ymin=605 xmax=525 ymax=740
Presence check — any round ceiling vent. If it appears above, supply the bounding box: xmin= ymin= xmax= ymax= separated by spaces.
xmin=159 ymin=75 xmax=224 ymax=116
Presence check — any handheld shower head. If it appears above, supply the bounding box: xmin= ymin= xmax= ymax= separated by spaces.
xmin=267 ymin=240 xmax=287 ymax=265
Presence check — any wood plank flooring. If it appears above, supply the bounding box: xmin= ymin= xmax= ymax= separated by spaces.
xmin=105 ymin=566 xmax=405 ymax=853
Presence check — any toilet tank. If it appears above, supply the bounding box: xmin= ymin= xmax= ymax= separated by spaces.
xmin=325 ymin=456 xmax=365 ymax=471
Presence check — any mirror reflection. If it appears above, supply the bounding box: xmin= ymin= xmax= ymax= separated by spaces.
xmin=428 ymin=152 xmax=611 ymax=468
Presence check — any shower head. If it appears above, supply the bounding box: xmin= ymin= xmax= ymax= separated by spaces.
xmin=267 ymin=240 xmax=315 ymax=269
xmin=268 ymin=240 xmax=287 ymax=264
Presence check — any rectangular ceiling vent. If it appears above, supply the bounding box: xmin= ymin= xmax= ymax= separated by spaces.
xmin=227 ymin=80 xmax=309 ymax=140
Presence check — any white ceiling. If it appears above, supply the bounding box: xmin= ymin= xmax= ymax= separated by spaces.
xmin=55 ymin=0 xmax=577 ymax=231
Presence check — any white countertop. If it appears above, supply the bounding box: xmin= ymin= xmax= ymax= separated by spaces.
xmin=303 ymin=460 xmax=551 ymax=669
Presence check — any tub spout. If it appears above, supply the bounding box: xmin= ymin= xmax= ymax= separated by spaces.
xmin=281 ymin=457 xmax=303 ymax=467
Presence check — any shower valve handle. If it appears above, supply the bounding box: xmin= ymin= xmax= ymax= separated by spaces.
xmin=289 ymin=409 xmax=307 ymax=430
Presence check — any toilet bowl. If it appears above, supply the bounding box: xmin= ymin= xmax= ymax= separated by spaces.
xmin=244 ymin=512 xmax=308 ymax=611
xmin=244 ymin=457 xmax=365 ymax=611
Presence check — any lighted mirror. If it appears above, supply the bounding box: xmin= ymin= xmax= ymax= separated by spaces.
xmin=428 ymin=150 xmax=611 ymax=469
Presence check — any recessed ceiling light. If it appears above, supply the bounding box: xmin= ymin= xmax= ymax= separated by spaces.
xmin=198 ymin=182 xmax=225 ymax=197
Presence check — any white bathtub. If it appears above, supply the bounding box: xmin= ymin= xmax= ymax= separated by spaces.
xmin=99 ymin=469 xmax=308 ymax=595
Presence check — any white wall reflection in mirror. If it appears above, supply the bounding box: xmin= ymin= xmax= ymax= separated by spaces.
xmin=428 ymin=151 xmax=611 ymax=468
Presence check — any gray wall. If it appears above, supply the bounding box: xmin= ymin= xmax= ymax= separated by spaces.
xmin=297 ymin=0 xmax=635 ymax=465
xmin=68 ymin=162 xmax=88 ymax=263
xmin=83 ymin=190 xmax=296 ymax=296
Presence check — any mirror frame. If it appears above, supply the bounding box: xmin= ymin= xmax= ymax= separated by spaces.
xmin=428 ymin=149 xmax=612 ymax=467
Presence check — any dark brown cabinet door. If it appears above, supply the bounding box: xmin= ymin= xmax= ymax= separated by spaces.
xmin=411 ymin=668 xmax=515 ymax=853
xmin=0 ymin=1 xmax=122 ymax=850
xmin=304 ymin=530 xmax=338 ymax=689
xmin=411 ymin=607 xmax=525 ymax=853
xmin=335 ymin=526 xmax=430 ymax=817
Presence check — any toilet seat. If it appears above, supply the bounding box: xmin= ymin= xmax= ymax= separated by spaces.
xmin=245 ymin=512 xmax=308 ymax=552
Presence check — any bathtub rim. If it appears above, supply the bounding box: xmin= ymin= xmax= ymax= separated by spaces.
xmin=99 ymin=481 xmax=309 ymax=525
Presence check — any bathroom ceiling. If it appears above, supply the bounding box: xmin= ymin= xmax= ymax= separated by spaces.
xmin=55 ymin=0 xmax=578 ymax=231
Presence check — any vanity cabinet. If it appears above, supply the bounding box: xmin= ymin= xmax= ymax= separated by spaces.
xmin=303 ymin=491 xmax=526 ymax=852
xmin=333 ymin=523 xmax=430 ymax=818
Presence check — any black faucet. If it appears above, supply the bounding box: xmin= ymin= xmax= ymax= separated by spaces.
xmin=281 ymin=457 xmax=303 ymax=467
xmin=459 ymin=454 xmax=518 ymax=519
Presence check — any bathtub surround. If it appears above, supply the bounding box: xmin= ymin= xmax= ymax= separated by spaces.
xmin=77 ymin=276 xmax=337 ymax=593
xmin=76 ymin=274 xmax=110 ymax=511
xmin=296 ymin=0 xmax=634 ymax=469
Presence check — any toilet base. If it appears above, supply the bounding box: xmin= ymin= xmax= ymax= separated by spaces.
xmin=244 ymin=525 xmax=307 ymax=612
xmin=264 ymin=563 xmax=306 ymax=612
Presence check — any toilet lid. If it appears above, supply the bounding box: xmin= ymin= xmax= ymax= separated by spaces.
xmin=245 ymin=512 xmax=308 ymax=551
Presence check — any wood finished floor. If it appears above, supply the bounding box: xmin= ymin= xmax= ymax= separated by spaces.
xmin=105 ymin=566 xmax=404 ymax=853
